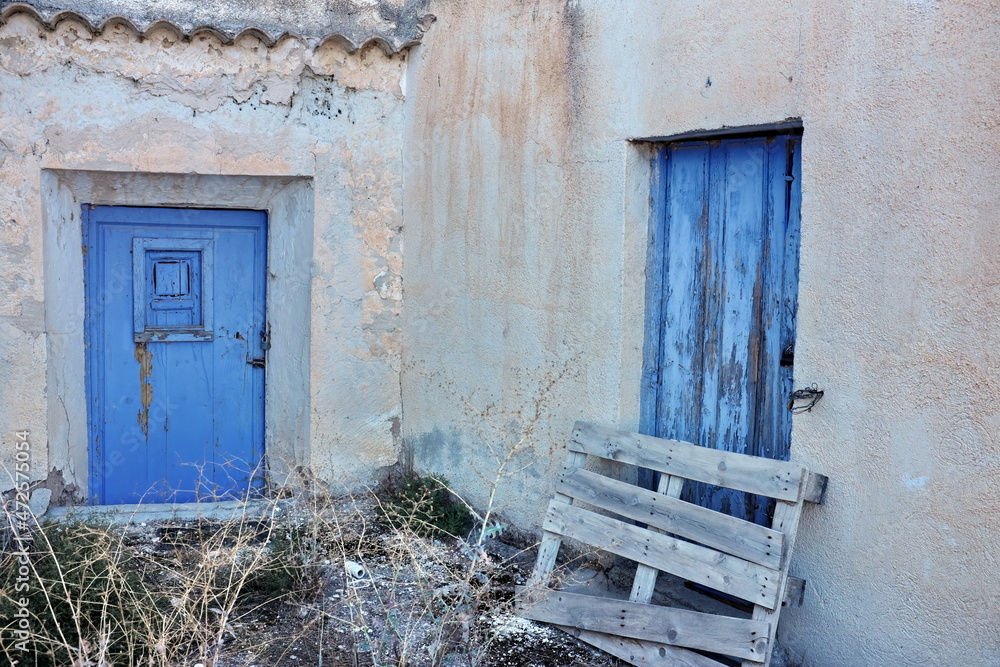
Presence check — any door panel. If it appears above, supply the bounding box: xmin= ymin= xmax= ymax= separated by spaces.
xmin=641 ymin=135 xmax=801 ymax=524
xmin=84 ymin=206 xmax=267 ymax=504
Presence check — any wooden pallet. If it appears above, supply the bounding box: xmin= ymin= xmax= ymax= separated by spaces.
xmin=516 ymin=421 xmax=827 ymax=667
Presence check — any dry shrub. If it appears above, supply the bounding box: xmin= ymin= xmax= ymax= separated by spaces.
xmin=0 ymin=501 xmax=313 ymax=667
xmin=0 ymin=358 xmax=612 ymax=666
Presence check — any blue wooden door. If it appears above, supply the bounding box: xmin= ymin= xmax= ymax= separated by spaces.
xmin=84 ymin=206 xmax=267 ymax=504
xmin=641 ymin=134 xmax=801 ymax=524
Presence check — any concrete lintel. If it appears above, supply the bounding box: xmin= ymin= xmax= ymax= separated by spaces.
xmin=635 ymin=119 xmax=804 ymax=144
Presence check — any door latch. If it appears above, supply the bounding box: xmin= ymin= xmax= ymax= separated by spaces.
xmin=247 ymin=325 xmax=269 ymax=368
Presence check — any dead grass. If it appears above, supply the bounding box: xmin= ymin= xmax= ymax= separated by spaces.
xmin=0 ymin=359 xmax=613 ymax=666
xmin=0 ymin=486 xmax=614 ymax=667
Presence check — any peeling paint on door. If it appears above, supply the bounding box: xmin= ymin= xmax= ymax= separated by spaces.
xmin=133 ymin=342 xmax=153 ymax=437
xmin=85 ymin=206 xmax=267 ymax=504
xmin=641 ymin=133 xmax=802 ymax=525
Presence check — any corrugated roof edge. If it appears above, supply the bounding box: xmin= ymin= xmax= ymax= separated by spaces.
xmin=0 ymin=0 xmax=435 ymax=53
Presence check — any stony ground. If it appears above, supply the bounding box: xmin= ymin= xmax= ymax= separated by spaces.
xmin=218 ymin=528 xmax=617 ymax=666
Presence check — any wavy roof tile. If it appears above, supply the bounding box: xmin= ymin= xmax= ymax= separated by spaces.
xmin=0 ymin=0 xmax=433 ymax=52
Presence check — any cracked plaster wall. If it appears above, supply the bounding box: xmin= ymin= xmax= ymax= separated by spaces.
xmin=402 ymin=0 xmax=1000 ymax=665
xmin=0 ymin=12 xmax=407 ymax=497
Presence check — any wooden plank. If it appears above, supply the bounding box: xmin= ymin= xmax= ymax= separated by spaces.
xmin=560 ymin=468 xmax=784 ymax=570
xmin=743 ymin=137 xmax=804 ymax=667
xmin=569 ymin=422 xmax=805 ymax=502
xmin=782 ymin=575 xmax=806 ymax=608
xmin=802 ymin=471 xmax=828 ymax=504
xmin=748 ymin=134 xmax=795 ymax=526
xmin=543 ymin=502 xmax=781 ymax=609
xmin=527 ymin=450 xmax=587 ymax=586
xmin=742 ymin=498 xmax=803 ymax=667
xmin=639 ymin=144 xmax=672 ymax=468
xmin=557 ymin=625 xmax=728 ymax=667
xmin=516 ymin=588 xmax=770 ymax=661
xmin=650 ymin=142 xmax=711 ymax=465
xmin=629 ymin=473 xmax=684 ymax=603
xmin=775 ymin=137 xmax=802 ymax=485
xmin=694 ymin=138 xmax=766 ymax=520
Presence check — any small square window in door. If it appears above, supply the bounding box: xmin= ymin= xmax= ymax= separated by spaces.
xmin=133 ymin=237 xmax=214 ymax=342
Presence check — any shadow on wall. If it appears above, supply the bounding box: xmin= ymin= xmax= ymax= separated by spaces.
xmin=409 ymin=428 xmax=466 ymax=479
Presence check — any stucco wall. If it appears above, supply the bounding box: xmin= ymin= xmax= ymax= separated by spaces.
xmin=0 ymin=13 xmax=407 ymax=498
xmin=402 ymin=0 xmax=1000 ymax=664
xmin=3 ymin=0 xmax=998 ymax=662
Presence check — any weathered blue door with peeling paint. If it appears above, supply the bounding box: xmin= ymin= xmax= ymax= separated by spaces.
xmin=641 ymin=134 xmax=801 ymax=524
xmin=84 ymin=206 xmax=267 ymax=504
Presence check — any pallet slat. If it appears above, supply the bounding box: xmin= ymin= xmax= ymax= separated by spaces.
xmin=517 ymin=588 xmax=770 ymax=661
xmin=558 ymin=626 xmax=728 ymax=667
xmin=527 ymin=450 xmax=588 ymax=586
xmin=560 ymin=468 xmax=785 ymax=569
xmin=569 ymin=422 xmax=805 ymax=502
xmin=802 ymin=471 xmax=829 ymax=504
xmin=629 ymin=472 xmax=685 ymax=603
xmin=520 ymin=423 xmax=826 ymax=667
xmin=742 ymin=499 xmax=804 ymax=667
xmin=543 ymin=501 xmax=781 ymax=609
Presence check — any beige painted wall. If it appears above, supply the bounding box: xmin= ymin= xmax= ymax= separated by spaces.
xmin=402 ymin=0 xmax=1000 ymax=664
xmin=0 ymin=13 xmax=407 ymax=498
xmin=2 ymin=0 xmax=998 ymax=662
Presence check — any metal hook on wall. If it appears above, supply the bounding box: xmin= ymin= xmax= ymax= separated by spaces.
xmin=788 ymin=384 xmax=824 ymax=414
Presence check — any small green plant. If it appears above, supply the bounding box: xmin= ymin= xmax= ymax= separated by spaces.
xmin=379 ymin=473 xmax=473 ymax=538
xmin=238 ymin=526 xmax=316 ymax=599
